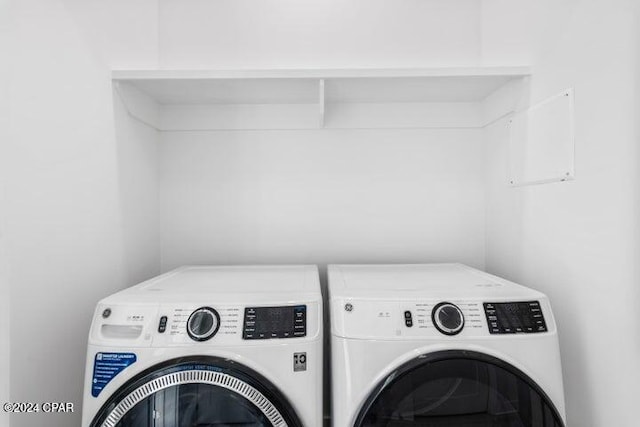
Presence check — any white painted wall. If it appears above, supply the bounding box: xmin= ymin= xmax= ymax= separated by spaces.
xmin=158 ymin=0 xmax=483 ymax=69
xmin=483 ymin=1 xmax=640 ymax=425
xmin=0 ymin=0 xmax=11 ymax=425
xmin=113 ymin=91 xmax=161 ymax=285
xmin=6 ymin=0 xmax=159 ymax=426
xmin=61 ymin=0 xmax=159 ymax=69
xmin=159 ymin=129 xmax=486 ymax=271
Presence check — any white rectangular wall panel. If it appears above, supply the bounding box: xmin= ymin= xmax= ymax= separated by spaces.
xmin=508 ymin=89 xmax=575 ymax=186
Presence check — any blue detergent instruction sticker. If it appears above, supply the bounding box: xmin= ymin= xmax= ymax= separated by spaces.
xmin=91 ymin=352 xmax=137 ymax=397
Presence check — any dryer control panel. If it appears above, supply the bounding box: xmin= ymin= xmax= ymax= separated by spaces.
xmin=242 ymin=305 xmax=306 ymax=340
xmin=483 ymin=301 xmax=547 ymax=334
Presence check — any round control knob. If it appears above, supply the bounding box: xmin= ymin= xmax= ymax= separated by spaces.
xmin=187 ymin=307 xmax=220 ymax=342
xmin=432 ymin=302 xmax=464 ymax=336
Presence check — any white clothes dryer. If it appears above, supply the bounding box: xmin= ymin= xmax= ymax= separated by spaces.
xmin=329 ymin=263 xmax=565 ymax=427
xmin=82 ymin=265 xmax=322 ymax=427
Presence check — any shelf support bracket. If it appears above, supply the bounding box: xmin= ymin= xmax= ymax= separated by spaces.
xmin=113 ymin=81 xmax=161 ymax=131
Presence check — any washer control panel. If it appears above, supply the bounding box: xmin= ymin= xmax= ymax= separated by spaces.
xmin=483 ymin=301 xmax=547 ymax=334
xmin=92 ymin=301 xmax=319 ymax=346
xmin=243 ymin=305 xmax=306 ymax=340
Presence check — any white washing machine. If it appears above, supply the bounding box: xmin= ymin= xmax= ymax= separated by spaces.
xmin=82 ymin=265 xmax=322 ymax=427
xmin=329 ymin=263 xmax=566 ymax=427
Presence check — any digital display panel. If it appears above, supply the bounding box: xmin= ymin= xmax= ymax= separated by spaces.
xmin=255 ymin=307 xmax=294 ymax=335
xmin=243 ymin=305 xmax=306 ymax=340
xmin=484 ymin=301 xmax=547 ymax=334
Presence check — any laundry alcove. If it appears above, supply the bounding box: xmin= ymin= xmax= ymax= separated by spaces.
xmin=110 ymin=68 xmax=579 ymax=426
xmin=111 ymin=67 xmax=575 ymax=274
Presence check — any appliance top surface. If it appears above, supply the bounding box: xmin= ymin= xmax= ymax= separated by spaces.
xmin=104 ymin=265 xmax=321 ymax=304
xmin=328 ymin=263 xmax=545 ymax=300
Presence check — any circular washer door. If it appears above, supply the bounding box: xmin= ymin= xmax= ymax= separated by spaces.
xmin=90 ymin=356 xmax=302 ymax=427
xmin=354 ymin=350 xmax=565 ymax=427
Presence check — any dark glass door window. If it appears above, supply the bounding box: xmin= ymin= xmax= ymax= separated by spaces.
xmin=91 ymin=358 xmax=301 ymax=427
xmin=115 ymin=382 xmax=272 ymax=426
xmin=356 ymin=351 xmax=564 ymax=427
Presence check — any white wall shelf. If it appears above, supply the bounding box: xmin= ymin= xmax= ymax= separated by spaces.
xmin=112 ymin=67 xmax=531 ymax=131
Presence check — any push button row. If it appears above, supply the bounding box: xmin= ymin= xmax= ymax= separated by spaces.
xmin=158 ymin=316 xmax=168 ymax=333
xmin=244 ymin=330 xmax=305 ymax=339
xmin=404 ymin=310 xmax=413 ymax=327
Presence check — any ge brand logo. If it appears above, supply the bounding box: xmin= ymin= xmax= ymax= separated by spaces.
xmin=293 ymin=352 xmax=307 ymax=372
xmin=345 ymin=303 xmax=353 ymax=312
